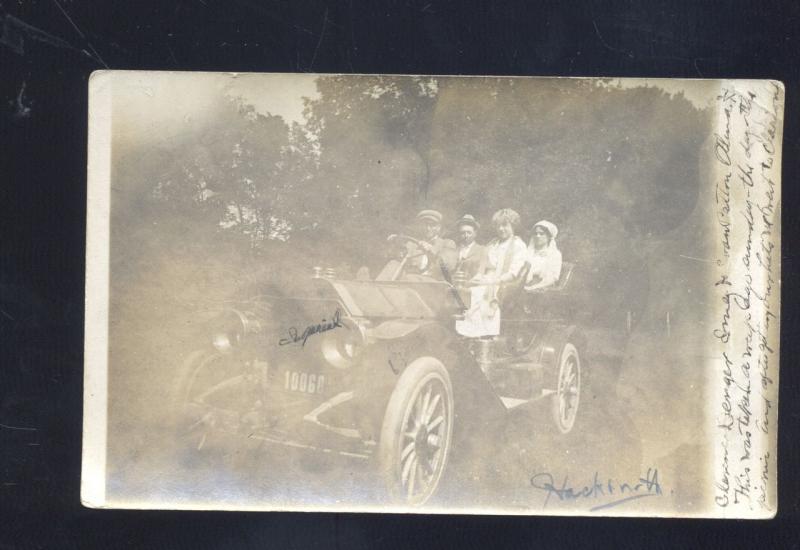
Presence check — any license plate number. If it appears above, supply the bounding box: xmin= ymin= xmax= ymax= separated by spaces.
xmin=284 ymin=371 xmax=325 ymax=394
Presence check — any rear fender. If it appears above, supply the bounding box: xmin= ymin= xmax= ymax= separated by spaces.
xmin=539 ymin=324 xmax=587 ymax=378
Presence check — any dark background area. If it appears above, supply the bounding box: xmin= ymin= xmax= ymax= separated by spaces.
xmin=0 ymin=0 xmax=797 ymax=548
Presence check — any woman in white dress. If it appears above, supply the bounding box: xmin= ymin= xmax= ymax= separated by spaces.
xmin=456 ymin=208 xmax=528 ymax=337
xmin=524 ymin=220 xmax=562 ymax=291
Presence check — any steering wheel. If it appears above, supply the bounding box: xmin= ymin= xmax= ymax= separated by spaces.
xmin=386 ymin=234 xmax=428 ymax=281
xmin=387 ymin=233 xmax=421 ymax=246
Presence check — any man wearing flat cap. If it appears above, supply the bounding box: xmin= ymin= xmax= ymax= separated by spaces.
xmin=414 ymin=209 xmax=457 ymax=277
xmin=454 ymin=214 xmax=487 ymax=280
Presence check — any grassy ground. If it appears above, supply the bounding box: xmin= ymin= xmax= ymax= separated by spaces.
xmin=104 ymin=252 xmax=710 ymax=514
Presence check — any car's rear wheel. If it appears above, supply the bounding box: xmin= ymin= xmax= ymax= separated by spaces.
xmin=551 ymin=342 xmax=581 ymax=434
xmin=378 ymin=359 xmax=454 ymax=506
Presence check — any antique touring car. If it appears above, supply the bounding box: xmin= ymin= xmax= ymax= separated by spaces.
xmin=174 ymin=237 xmax=585 ymax=506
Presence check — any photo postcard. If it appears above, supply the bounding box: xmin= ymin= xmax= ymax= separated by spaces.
xmin=82 ymin=71 xmax=782 ymax=517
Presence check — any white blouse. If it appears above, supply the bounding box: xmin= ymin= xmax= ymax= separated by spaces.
xmin=525 ymin=245 xmax=562 ymax=289
xmin=483 ymin=236 xmax=527 ymax=281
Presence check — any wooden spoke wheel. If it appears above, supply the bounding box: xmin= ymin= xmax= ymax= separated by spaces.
xmin=551 ymin=342 xmax=581 ymax=434
xmin=379 ymin=359 xmax=454 ymax=506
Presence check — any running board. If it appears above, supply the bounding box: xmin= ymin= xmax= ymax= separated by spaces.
xmin=499 ymin=361 xmax=544 ymax=372
xmin=499 ymin=389 xmax=557 ymax=410
xmin=499 ymin=397 xmax=529 ymax=409
xmin=303 ymin=391 xmax=362 ymax=439
xmin=249 ymin=432 xmax=371 ymax=460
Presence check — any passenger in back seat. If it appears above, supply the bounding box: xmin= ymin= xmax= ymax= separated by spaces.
xmin=455 ymin=208 xmax=527 ymax=337
xmin=524 ymin=220 xmax=562 ymax=291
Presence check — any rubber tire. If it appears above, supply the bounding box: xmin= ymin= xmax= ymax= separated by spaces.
xmin=550 ymin=342 xmax=581 ymax=434
xmin=378 ymin=358 xmax=454 ymax=506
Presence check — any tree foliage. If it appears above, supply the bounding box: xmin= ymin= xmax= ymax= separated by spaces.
xmin=121 ymin=76 xmax=713 ymax=322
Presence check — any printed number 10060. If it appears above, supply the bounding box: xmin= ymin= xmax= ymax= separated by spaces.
xmin=284 ymin=371 xmax=325 ymax=394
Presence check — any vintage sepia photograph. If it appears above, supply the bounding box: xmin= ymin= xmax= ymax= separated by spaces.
xmin=82 ymin=72 xmax=781 ymax=516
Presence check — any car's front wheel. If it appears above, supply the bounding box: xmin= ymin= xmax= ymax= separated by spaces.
xmin=378 ymin=358 xmax=454 ymax=506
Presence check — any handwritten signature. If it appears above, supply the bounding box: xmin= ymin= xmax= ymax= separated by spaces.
xmin=279 ymin=308 xmax=344 ymax=347
xmin=530 ymin=468 xmax=663 ymax=512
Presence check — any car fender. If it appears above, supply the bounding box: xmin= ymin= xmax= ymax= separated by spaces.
xmin=351 ymin=321 xmax=507 ymax=436
xmin=392 ymin=323 xmax=509 ymax=423
xmin=538 ymin=323 xmax=587 ymax=376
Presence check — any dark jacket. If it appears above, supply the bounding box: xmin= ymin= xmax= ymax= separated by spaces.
xmin=454 ymin=242 xmax=487 ymax=280
xmin=420 ymin=236 xmax=457 ymax=278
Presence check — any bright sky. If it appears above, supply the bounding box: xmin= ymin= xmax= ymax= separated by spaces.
xmin=224 ymin=73 xmax=320 ymax=125
xmin=110 ymin=72 xmax=320 ymax=149
xmin=596 ymin=77 xmax=720 ymax=110
xmin=110 ymin=72 xmax=719 ymax=153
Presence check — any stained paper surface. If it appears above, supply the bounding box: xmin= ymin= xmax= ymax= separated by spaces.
xmin=82 ymin=72 xmax=781 ymax=517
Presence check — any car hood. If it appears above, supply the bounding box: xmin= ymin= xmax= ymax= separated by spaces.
xmin=260 ymin=278 xmax=464 ymax=321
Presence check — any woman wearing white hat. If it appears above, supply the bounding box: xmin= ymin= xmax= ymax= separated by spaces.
xmin=524 ymin=220 xmax=562 ymax=291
